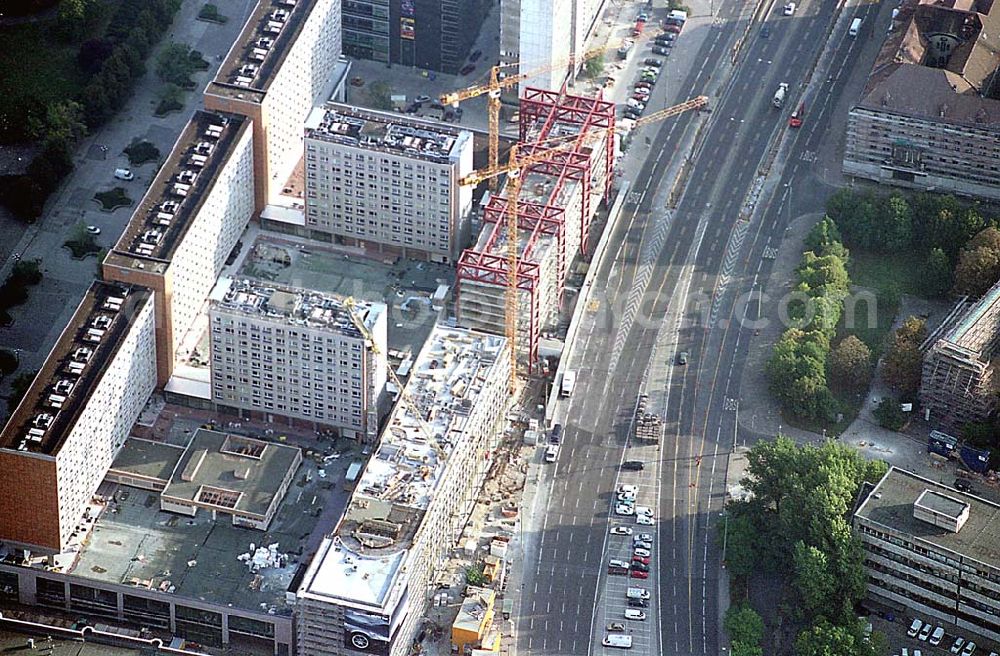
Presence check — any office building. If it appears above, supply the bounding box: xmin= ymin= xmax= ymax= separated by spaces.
xmin=920 ymin=278 xmax=1000 ymax=429
xmin=208 ymin=277 xmax=388 ymax=440
xmin=343 ymin=0 xmax=489 ymax=73
xmin=102 ymin=112 xmax=254 ymax=388
xmin=205 ymin=0 xmax=345 ymax=210
xmin=0 ymin=283 xmax=156 ymax=552
xmin=843 ymin=0 xmax=1000 ymax=200
xmin=854 ymin=467 xmax=1000 ymax=642
xmin=499 ymin=0 xmax=609 ymax=97
xmin=294 ymin=326 xmax=509 ymax=656
xmin=299 ymin=104 xmax=474 ymax=262
xmin=457 ymin=89 xmax=615 ymax=367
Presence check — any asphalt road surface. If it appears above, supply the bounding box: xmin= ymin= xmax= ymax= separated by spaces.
xmin=514 ymin=0 xmax=886 ymax=652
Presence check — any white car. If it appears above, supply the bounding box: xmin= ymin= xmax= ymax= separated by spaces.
xmin=635 ymin=506 xmax=654 ymax=517
xmin=619 ymin=485 xmax=638 ymax=495
xmin=610 ymin=526 xmax=633 ymax=536
xmin=907 ymin=619 xmax=923 ymax=637
xmin=86 ymin=225 xmax=101 ymax=235
xmin=633 ymin=533 xmax=653 ymax=543
xmin=636 ymin=514 xmax=655 ymax=525
xmin=952 ymin=637 xmax=966 ymax=654
xmin=930 ymin=627 xmax=945 ymax=646
xmin=615 ymin=504 xmax=635 ymax=516
xmin=114 ymin=167 xmax=134 ymax=181
xmin=917 ymin=623 xmax=932 ymax=641
xmin=627 ymin=99 xmax=646 ymax=110
xmin=633 ymin=547 xmax=651 ymax=557
xmin=617 ymin=491 xmax=637 ymax=502
xmin=624 ymin=609 xmax=646 ymax=621
xmin=783 ymin=2 xmax=796 ymax=14
xmin=962 ymin=643 xmax=976 ymax=656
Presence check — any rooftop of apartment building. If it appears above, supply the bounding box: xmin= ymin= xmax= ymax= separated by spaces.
xmin=938 ymin=277 xmax=1000 ymax=356
xmin=233 ymin=233 xmax=453 ymax=356
xmin=103 ymin=112 xmax=249 ymax=275
xmin=110 ymin=431 xmax=301 ymax=520
xmin=855 ymin=467 xmax=1000 ymax=569
xmin=297 ymin=326 xmax=506 ymax=608
xmin=205 ymin=0 xmax=318 ymax=104
xmin=859 ymin=0 xmax=1000 ymax=126
xmin=209 ymin=277 xmax=383 ymax=337
xmin=0 ymin=282 xmax=151 ymax=456
xmin=304 ymin=103 xmax=471 ymax=164
xmin=10 ymin=435 xmax=348 ymax=616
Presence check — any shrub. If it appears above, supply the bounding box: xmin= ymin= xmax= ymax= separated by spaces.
xmin=124 ymin=140 xmax=161 ymax=166
xmin=198 ymin=3 xmax=229 ymax=22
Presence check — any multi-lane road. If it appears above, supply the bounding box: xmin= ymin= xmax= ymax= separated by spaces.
xmin=514 ymin=0 xmax=888 ymax=652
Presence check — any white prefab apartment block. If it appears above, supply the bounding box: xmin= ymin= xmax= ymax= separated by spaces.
xmin=854 ymin=467 xmax=1000 ymax=642
xmin=500 ymin=0 xmax=609 ymax=96
xmin=208 ymin=277 xmax=388 ymax=440
xmin=294 ymin=327 xmax=510 ymax=656
xmin=205 ymin=0 xmax=344 ymax=210
xmin=0 ymin=283 xmax=156 ymax=552
xmin=103 ymin=112 xmax=255 ymax=387
xmin=302 ymin=104 xmax=474 ymax=263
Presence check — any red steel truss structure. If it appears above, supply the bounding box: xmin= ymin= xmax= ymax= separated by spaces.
xmin=456 ymin=88 xmax=616 ymax=371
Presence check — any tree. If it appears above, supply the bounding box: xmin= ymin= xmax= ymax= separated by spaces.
xmin=953 ymin=231 xmax=1000 ymax=297
xmin=12 ymin=259 xmax=43 ymax=285
xmin=805 ymin=217 xmax=849 ymax=260
xmin=722 ymin=512 xmax=759 ymax=577
xmin=368 ymin=82 xmax=394 ymax=111
xmin=29 ymin=100 xmax=88 ymax=145
xmin=157 ymin=43 xmax=200 ymax=87
xmin=731 ymin=643 xmax=764 ymax=656
xmin=828 ymin=335 xmax=871 ymax=394
xmin=924 ymin=247 xmax=952 ymax=298
xmin=78 ymin=38 xmax=115 ymax=75
xmin=724 ymin=602 xmax=764 ymax=647
xmin=874 ymin=397 xmax=906 ymax=430
xmin=882 ymin=317 xmax=926 ymax=397
xmin=871 ymin=193 xmax=913 ymax=252
xmin=792 ymin=542 xmax=835 ymax=616
xmin=796 ymin=619 xmax=875 ymax=656
xmin=0 ymin=349 xmax=18 ymax=376
xmin=584 ymin=54 xmax=605 ymax=78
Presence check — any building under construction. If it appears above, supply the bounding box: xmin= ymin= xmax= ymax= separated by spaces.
xmin=456 ymin=88 xmax=616 ymax=369
xmin=921 ymin=281 xmax=1000 ymax=429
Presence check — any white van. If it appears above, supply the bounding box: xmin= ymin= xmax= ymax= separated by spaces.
xmin=626 ymin=587 xmax=650 ymax=600
xmin=560 ymin=370 xmax=577 ymax=397
xmin=850 ymin=16 xmax=862 ymax=36
xmin=624 ymin=608 xmax=647 ymax=621
xmin=114 ymin=168 xmax=135 ymax=181
xmin=544 ymin=445 xmax=559 ymax=463
xmin=602 ymin=634 xmax=633 ymax=649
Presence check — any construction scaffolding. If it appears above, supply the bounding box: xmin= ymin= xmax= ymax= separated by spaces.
xmin=921 ymin=281 xmax=1000 ymax=429
xmin=456 ymin=88 xmax=616 ymax=370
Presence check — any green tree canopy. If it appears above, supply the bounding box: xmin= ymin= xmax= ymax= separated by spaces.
xmin=724 ymin=602 xmax=764 ymax=646
xmin=828 ymin=335 xmax=871 ymax=394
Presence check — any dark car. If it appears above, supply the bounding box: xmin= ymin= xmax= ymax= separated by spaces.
xmin=644 ymin=58 xmax=663 ymax=67
xmin=656 ymin=32 xmax=676 ymax=43
xmin=550 ymin=423 xmax=564 ymax=444
xmin=624 ymin=110 xmax=641 ymax=120
xmin=460 ymin=64 xmax=476 ymax=75
xmin=627 ymin=598 xmax=650 ymax=608
xmin=652 ymin=46 xmax=672 ymax=55
xmin=622 ymin=460 xmax=645 ymax=471
xmin=469 ymin=49 xmax=483 ymax=62
xmin=954 ymin=479 xmax=973 ymax=492
xmin=630 ymin=562 xmax=650 ymax=572
xmin=761 ymin=25 xmax=771 ymax=38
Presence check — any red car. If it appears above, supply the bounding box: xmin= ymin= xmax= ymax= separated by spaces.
xmin=630 ymin=569 xmax=649 ymax=579
xmin=665 ymin=23 xmax=682 ymax=33
xmin=632 ymin=555 xmax=650 ymax=565
xmin=632 ymin=92 xmax=650 ymax=102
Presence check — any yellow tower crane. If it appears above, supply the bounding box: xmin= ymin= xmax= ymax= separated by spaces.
xmin=458 ymin=95 xmax=710 ymax=391
xmin=440 ymin=30 xmax=667 ymax=188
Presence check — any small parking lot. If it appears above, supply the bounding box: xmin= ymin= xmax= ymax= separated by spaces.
xmin=876 ymin=615 xmax=999 ymax=656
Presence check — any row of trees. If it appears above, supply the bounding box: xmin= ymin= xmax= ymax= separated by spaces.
xmin=766 ymin=218 xmax=858 ymax=421
xmin=827 ymin=189 xmax=1000 ymax=298
xmin=725 ymin=437 xmax=888 ymax=656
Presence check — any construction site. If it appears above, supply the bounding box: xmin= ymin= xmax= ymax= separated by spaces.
xmin=921 ymin=280 xmax=1000 ymax=429
xmin=455 ymin=88 xmax=617 ymax=369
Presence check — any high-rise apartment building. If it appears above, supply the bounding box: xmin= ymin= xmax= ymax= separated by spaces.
xmin=205 ymin=0 xmax=344 ymax=210
xmin=0 ymin=283 xmax=156 ymax=552
xmin=102 ymin=112 xmax=254 ymax=387
xmin=294 ymin=326 xmax=509 ymax=656
xmin=854 ymin=467 xmax=1000 ymax=642
xmin=342 ymin=0 xmax=489 ymax=73
xmin=301 ymin=104 xmax=474 ymax=262
xmin=208 ymin=278 xmax=388 ymax=440
xmin=499 ymin=0 xmax=609 ymax=97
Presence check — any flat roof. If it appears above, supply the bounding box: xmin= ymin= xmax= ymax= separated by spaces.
xmin=0 ymin=283 xmax=151 ymax=455
xmin=162 ymin=429 xmax=301 ymax=518
xmin=298 ymin=326 xmax=506 ymax=608
xmin=209 ymin=277 xmax=383 ymax=336
xmin=855 ymin=467 xmax=1000 ymax=569
xmin=305 ymin=103 xmax=471 ymax=164
xmin=205 ymin=0 xmax=320 ymax=104
xmin=104 ymin=111 xmax=248 ymax=273
xmin=454 ymin=586 xmax=495 ymax=633
xmin=45 ymin=445 xmax=346 ymax=615
xmin=109 ymin=438 xmax=186 ymax=484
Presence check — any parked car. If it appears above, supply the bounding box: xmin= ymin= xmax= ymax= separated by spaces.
xmin=86 ymin=225 xmax=101 ymax=235
xmin=919 ymin=623 xmax=932 ymax=641
xmin=619 ymin=485 xmax=638 ymax=495
xmin=624 ymin=609 xmax=647 ymax=621
xmin=114 ymin=168 xmax=134 ymax=181
xmin=930 ymin=627 xmax=945 ymax=646
xmin=469 ymin=49 xmax=483 ymax=62
xmin=624 ymin=110 xmax=642 ymax=120
xmin=652 ymin=46 xmax=672 ymax=55
xmin=635 ymin=81 xmax=654 ymax=90
xmin=610 ymin=526 xmax=633 ymax=536
xmin=460 ymin=64 xmax=476 ymax=75
xmin=908 ymin=619 xmax=924 ymax=638
xmin=630 ymin=569 xmax=649 ymax=579
xmin=952 ymin=637 xmax=966 ymax=654
xmin=635 ymin=506 xmax=654 ymax=517
xmin=615 ymin=504 xmax=635 ymax=516
xmin=627 ymin=598 xmax=649 ymax=608
xmin=632 ymin=555 xmax=650 ymax=564
xmin=618 ymin=490 xmax=637 ymax=501
xmin=633 ymin=547 xmax=651 ymax=557
xmin=665 ymin=23 xmax=682 ymax=33
xmin=962 ymin=643 xmax=976 ymax=656
xmin=644 ymin=58 xmax=662 ymax=67
xmin=636 ymin=11 xmax=649 ymax=21
xmin=634 ymin=533 xmax=653 ymax=543
xmin=637 ymin=515 xmax=655 ymax=526
xmin=633 ymin=92 xmax=651 ymax=102
xmin=678 ymin=351 xmax=689 ymax=365
xmin=633 ymin=540 xmax=652 ymax=550
xmin=761 ymin=25 xmax=771 ymax=38
xmin=783 ymin=2 xmax=796 ymax=14
xmin=607 ymin=622 xmax=627 ymax=632
xmin=954 ymin=478 xmax=973 ymax=492
xmin=549 ymin=423 xmax=563 ymax=444
xmin=622 ymin=460 xmax=645 ymax=471
xmin=630 ymin=562 xmax=650 ymax=572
